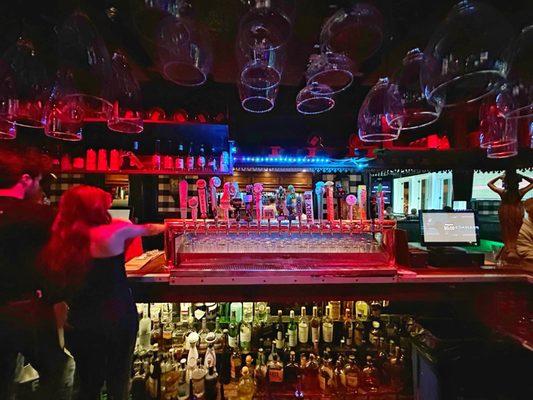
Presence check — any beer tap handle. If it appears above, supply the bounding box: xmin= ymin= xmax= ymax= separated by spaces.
xmin=314 ymin=182 xmax=325 ymax=223
xmin=253 ymin=183 xmax=264 ymax=225
xmin=179 ymin=179 xmax=188 ymax=219
xmin=196 ymin=179 xmax=208 ymax=220
xmin=346 ymin=194 xmax=357 ymax=221
xmin=188 ymin=197 xmax=198 ymax=232
xmin=325 ymin=181 xmax=335 ymax=223
xmin=209 ymin=176 xmax=221 ymax=218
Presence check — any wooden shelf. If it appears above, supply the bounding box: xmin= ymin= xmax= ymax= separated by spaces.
xmin=53 ymin=169 xmax=233 ymax=176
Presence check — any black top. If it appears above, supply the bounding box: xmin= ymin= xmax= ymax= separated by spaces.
xmin=0 ymin=196 xmax=55 ymax=303
xmin=68 ymin=253 xmax=137 ymax=329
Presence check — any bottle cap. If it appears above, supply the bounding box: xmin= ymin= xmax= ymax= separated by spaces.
xmin=241 ymin=366 xmax=249 ymax=375
xmin=372 ymin=321 xmax=380 ymax=328
xmin=258 ymin=348 xmax=264 ymax=352
xmin=245 ymin=355 xmax=253 ymax=364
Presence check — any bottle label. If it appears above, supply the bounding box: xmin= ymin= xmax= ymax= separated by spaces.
xmin=197 ymin=156 xmax=206 ymax=169
xmin=276 ymin=331 xmax=284 ymax=349
xmin=163 ymin=155 xmax=174 ymax=170
xmin=192 ymin=378 xmax=205 ymax=395
xmin=346 ymin=375 xmax=358 ymax=387
xmin=369 ymin=333 xmax=378 ymax=346
xmin=231 ymin=359 xmax=241 ymax=379
xmin=311 ymin=327 xmax=320 ymax=343
xmin=228 ymin=335 xmax=238 ymax=348
xmin=207 ymin=159 xmax=217 ymax=171
xmin=288 ymin=329 xmax=297 ymax=347
xmin=298 ymin=323 xmax=309 ymax=343
xmin=151 ymin=155 xmax=161 ymax=170
xmin=269 ymin=369 xmax=283 ymax=383
xmin=175 ymin=157 xmax=184 ymax=170
xmin=319 ymin=370 xmax=332 ymax=390
xmin=240 ymin=326 xmax=251 ymax=350
xmin=186 ymin=156 xmax=195 ymax=170
xmin=323 ymin=324 xmax=333 ymax=343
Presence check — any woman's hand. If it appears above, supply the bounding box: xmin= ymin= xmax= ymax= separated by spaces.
xmin=145 ymin=223 xmax=166 ymax=236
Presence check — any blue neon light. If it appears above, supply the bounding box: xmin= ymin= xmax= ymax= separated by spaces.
xmin=238 ymin=155 xmax=331 ymax=164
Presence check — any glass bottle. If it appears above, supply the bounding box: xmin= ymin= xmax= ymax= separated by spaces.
xmin=219 ymin=329 xmax=231 ymax=385
xmin=177 ymin=358 xmax=190 ymax=400
xmin=343 ymin=308 xmax=354 ymax=347
xmin=388 ymin=346 xmax=405 ymax=391
xmin=213 ymin=317 xmax=223 ymax=350
xmin=240 ymin=315 xmax=252 ymax=354
xmin=204 ymin=360 xmax=218 ymax=400
xmin=354 ymin=319 xmax=365 ymax=347
xmin=228 ymin=310 xmax=239 ymax=349
xmin=237 ymin=366 xmax=255 ymax=400
xmin=319 ymin=358 xmax=334 ymax=392
xmin=287 ymin=310 xmax=298 ymax=349
xmin=244 ymin=354 xmax=255 ymax=377
xmin=332 ymin=359 xmax=345 ymax=395
xmin=361 ymin=355 xmax=380 ymax=392
xmin=175 ymin=142 xmax=185 ymax=171
xmin=369 ymin=321 xmax=381 ymax=346
xmin=262 ymin=306 xmax=274 ymax=346
xmin=138 ymin=307 xmax=152 ymax=351
xmin=254 ymin=348 xmax=268 ymax=394
xmin=298 ymin=306 xmax=309 ymax=346
xmin=146 ymin=350 xmax=162 ymax=400
xmin=198 ymin=317 xmax=209 ymax=352
xmin=191 ymin=358 xmax=207 ymax=398
xmin=230 ymin=302 xmax=243 ymax=322
xmin=183 ymin=305 xmax=195 ymax=351
xmin=267 ymin=353 xmax=284 ymax=386
xmin=275 ymin=310 xmax=285 ymax=350
xmin=343 ymin=355 xmax=361 ymax=393
xmin=370 ymin=301 xmax=382 ymax=322
xmin=196 ymin=143 xmax=206 ymax=170
xmin=328 ymin=301 xmax=341 ymax=321
xmin=152 ymin=139 xmax=161 ymax=171
xmin=230 ymin=346 xmax=242 ymax=382
xmin=186 ymin=332 xmax=199 ymax=376
xmin=303 ymin=353 xmax=320 ymax=391
xmin=285 ymin=350 xmax=299 ymax=384
xmin=322 ymin=306 xmax=333 ymax=344
xmin=207 ymin=146 xmax=217 ymax=172
xmin=185 ymin=142 xmax=195 ymax=171
xmin=310 ymin=306 xmax=321 ymax=346
xmin=204 ymin=340 xmax=217 ymax=371
xmin=163 ymin=140 xmax=174 ymax=171
xmin=162 ymin=320 xmax=174 ymax=351
xmin=162 ymin=354 xmax=179 ymax=400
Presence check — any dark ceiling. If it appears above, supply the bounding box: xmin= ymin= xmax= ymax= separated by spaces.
xmin=1 ymin=0 xmax=531 ymax=152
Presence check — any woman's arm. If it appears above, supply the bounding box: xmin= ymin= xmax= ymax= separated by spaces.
xmin=519 ymin=175 xmax=533 ymax=198
xmin=487 ymin=176 xmax=504 ymax=195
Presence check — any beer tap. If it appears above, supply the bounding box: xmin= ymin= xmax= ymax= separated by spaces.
xmin=188 ymin=197 xmax=199 ymax=234
xmin=179 ymin=179 xmax=188 ymax=219
xmin=286 ymin=185 xmax=297 ymax=235
xmin=275 ymin=186 xmax=287 ymax=234
xmin=209 ymin=176 xmax=221 ymax=221
xmin=346 ymin=194 xmax=357 ymax=236
xmin=325 ymin=181 xmax=335 ymax=224
xmin=303 ymin=190 xmax=314 ymax=233
xmin=196 ymin=179 xmax=208 ymax=233
xmin=357 ymin=185 xmax=367 ymax=220
xmin=220 ymin=182 xmax=232 ymax=233
xmin=230 ymin=185 xmax=243 ymax=235
xmin=315 ymin=182 xmax=325 ymax=234
xmin=244 ymin=184 xmax=254 ymax=232
xmin=296 ymin=195 xmax=303 ymax=234
xmin=253 ymin=183 xmax=264 ymax=231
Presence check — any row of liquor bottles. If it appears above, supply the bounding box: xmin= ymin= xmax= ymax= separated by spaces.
xmin=44 ymin=141 xmax=230 ymax=172
xmin=131 ymin=302 xmax=412 ymax=399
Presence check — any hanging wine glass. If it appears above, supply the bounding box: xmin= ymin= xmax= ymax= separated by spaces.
xmin=496 ymin=25 xmax=533 ymax=120
xmin=486 ymin=118 xmax=518 ymax=159
xmin=305 ymin=52 xmax=354 ymax=94
xmin=296 ymin=82 xmax=335 ymax=115
xmin=421 ymin=1 xmax=513 ymax=108
xmin=319 ymin=3 xmax=384 ymax=64
xmin=238 ymin=81 xmax=277 ymax=113
xmin=385 ymin=49 xmax=442 ymax=130
xmin=156 ymin=14 xmax=212 ymax=86
xmin=358 ymin=78 xmax=399 ymax=142
xmin=0 ymin=37 xmax=49 ymax=129
xmin=106 ymin=52 xmax=144 ymax=134
xmin=0 ymin=60 xmax=17 ymax=139
xmin=237 ymin=1 xmax=291 ymax=90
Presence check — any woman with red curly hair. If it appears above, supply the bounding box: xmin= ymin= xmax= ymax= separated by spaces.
xmin=44 ymin=185 xmax=164 ymax=400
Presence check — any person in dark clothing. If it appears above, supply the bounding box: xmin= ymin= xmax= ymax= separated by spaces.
xmin=0 ymin=147 xmax=73 ymax=400
xmin=44 ymin=185 xmax=165 ymax=400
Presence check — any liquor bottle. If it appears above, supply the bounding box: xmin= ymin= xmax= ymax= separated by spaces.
xmin=218 ymin=329 xmax=231 ymax=385
xmin=198 ymin=317 xmax=209 ymax=352
xmin=275 ymin=310 xmax=285 ymax=350
xmin=162 ymin=320 xmax=174 ymax=351
xmin=186 ymin=142 xmax=195 ymax=171
xmin=361 ymin=355 xmax=380 ymax=392
xmin=213 ymin=317 xmax=223 ymax=350
xmin=146 ymin=351 xmax=161 ymax=399
xmin=177 ymin=359 xmax=190 ymax=400
xmin=138 ymin=307 xmax=152 ymax=351
xmin=267 ymin=353 xmax=284 ymax=386
xmin=318 ymin=358 xmax=334 ymax=393
xmin=230 ymin=302 xmax=243 ymax=322
xmin=151 ymin=311 xmax=162 ymax=346
xmin=191 ymin=358 xmax=206 ymax=398
xmin=204 ymin=360 xmax=218 ymax=400
xmin=242 ymin=302 xmax=254 ymax=323
xmin=328 ymin=301 xmax=341 ymax=321
xmin=298 ymin=306 xmax=309 ymax=346
xmin=370 ymin=301 xmax=382 ymax=322
xmin=343 ymin=355 xmax=361 ymax=393
xmin=332 ymin=359 xmax=345 ymax=395
xmin=310 ymin=306 xmax=321 ymax=346
xmin=152 ymin=139 xmax=161 ymax=171
xmin=388 ymin=346 xmax=405 ymax=391
xmin=129 ymin=141 xmax=145 ymax=169
xmin=343 ymin=308 xmax=354 ymax=347
xmin=287 ymin=310 xmax=298 ymax=349
xmin=163 ymin=140 xmax=174 ymax=171
xmin=230 ymin=346 xmax=242 ymax=382
xmin=175 ymin=143 xmax=185 ymax=171
xmin=204 ymin=341 xmax=216 ymax=371
xmin=244 ymin=354 xmax=255 ymax=377
xmin=355 ymin=301 xmax=369 ymax=321
xmin=183 ymin=307 xmax=195 ymax=351
xmin=354 ymin=319 xmax=365 ymax=347
xmin=268 ymin=340 xmax=277 ymax=362
xmin=322 ymin=306 xmax=334 ymax=344
xmin=196 ymin=144 xmax=206 ymax=170
xmin=228 ymin=311 xmax=239 ymax=349
xmin=369 ymin=321 xmax=381 ymax=346
xmin=186 ymin=332 xmax=200 ymax=375
xmin=240 ymin=316 xmax=252 ymax=355
xmin=207 ymin=146 xmax=217 ymax=172
xmin=303 ymin=353 xmax=320 ymax=391
xmin=254 ymin=348 xmax=268 ymax=394
xmin=162 ymin=355 xmax=179 ymax=400
xmin=237 ymin=366 xmax=255 ymax=400
xmin=284 ymin=350 xmax=299 ymax=384
xmin=131 ymin=363 xmax=147 ymax=400
xmin=262 ymin=306 xmax=274 ymax=346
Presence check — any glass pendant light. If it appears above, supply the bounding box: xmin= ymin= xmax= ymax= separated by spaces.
xmin=358 ymin=78 xmax=399 ymax=142
xmin=385 ymin=48 xmax=442 ymax=130
xmin=238 ymin=81 xmax=277 ymax=113
xmin=305 ymin=52 xmax=354 ymax=94
xmin=486 ymin=118 xmax=518 ymax=159
xmin=421 ymin=1 xmax=513 ymax=108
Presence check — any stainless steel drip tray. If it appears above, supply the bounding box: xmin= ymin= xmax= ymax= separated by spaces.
xmin=169 ymin=258 xmax=397 ymax=285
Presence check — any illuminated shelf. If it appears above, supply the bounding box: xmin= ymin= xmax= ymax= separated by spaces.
xmin=53 ymin=168 xmax=233 ymax=176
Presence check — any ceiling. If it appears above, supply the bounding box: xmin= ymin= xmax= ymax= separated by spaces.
xmin=1 ymin=0 xmax=531 ymax=152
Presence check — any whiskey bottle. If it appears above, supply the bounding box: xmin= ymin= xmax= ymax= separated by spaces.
xmin=267 ymin=353 xmax=284 ymax=386
xmin=298 ymin=306 xmax=309 ymax=346
xmin=318 ymin=358 xmax=334 ymax=393
xmin=191 ymin=358 xmax=206 ymax=398
xmin=254 ymin=348 xmax=268 ymax=394
xmin=204 ymin=360 xmax=218 ymax=400
xmin=146 ymin=350 xmax=161 ymax=400
xmin=284 ymin=350 xmax=299 ymax=384
xmin=177 ymin=359 xmax=190 ymax=400
xmin=230 ymin=346 xmax=242 ymax=382
xmin=185 ymin=142 xmax=195 ymax=171
xmin=175 ymin=143 xmax=185 ymax=171
xmin=303 ymin=353 xmax=320 ymax=391
xmin=343 ymin=355 xmax=361 ymax=393
xmin=237 ymin=366 xmax=255 ymax=400
xmin=328 ymin=301 xmax=341 ymax=321
xmin=361 ymin=355 xmax=380 ymax=392
xmin=322 ymin=306 xmax=334 ymax=344
xmin=162 ymin=320 xmax=174 ymax=351
xmin=287 ymin=310 xmax=298 ymax=349
xmin=275 ymin=310 xmax=285 ymax=350
xmin=218 ymin=329 xmax=231 ymax=385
